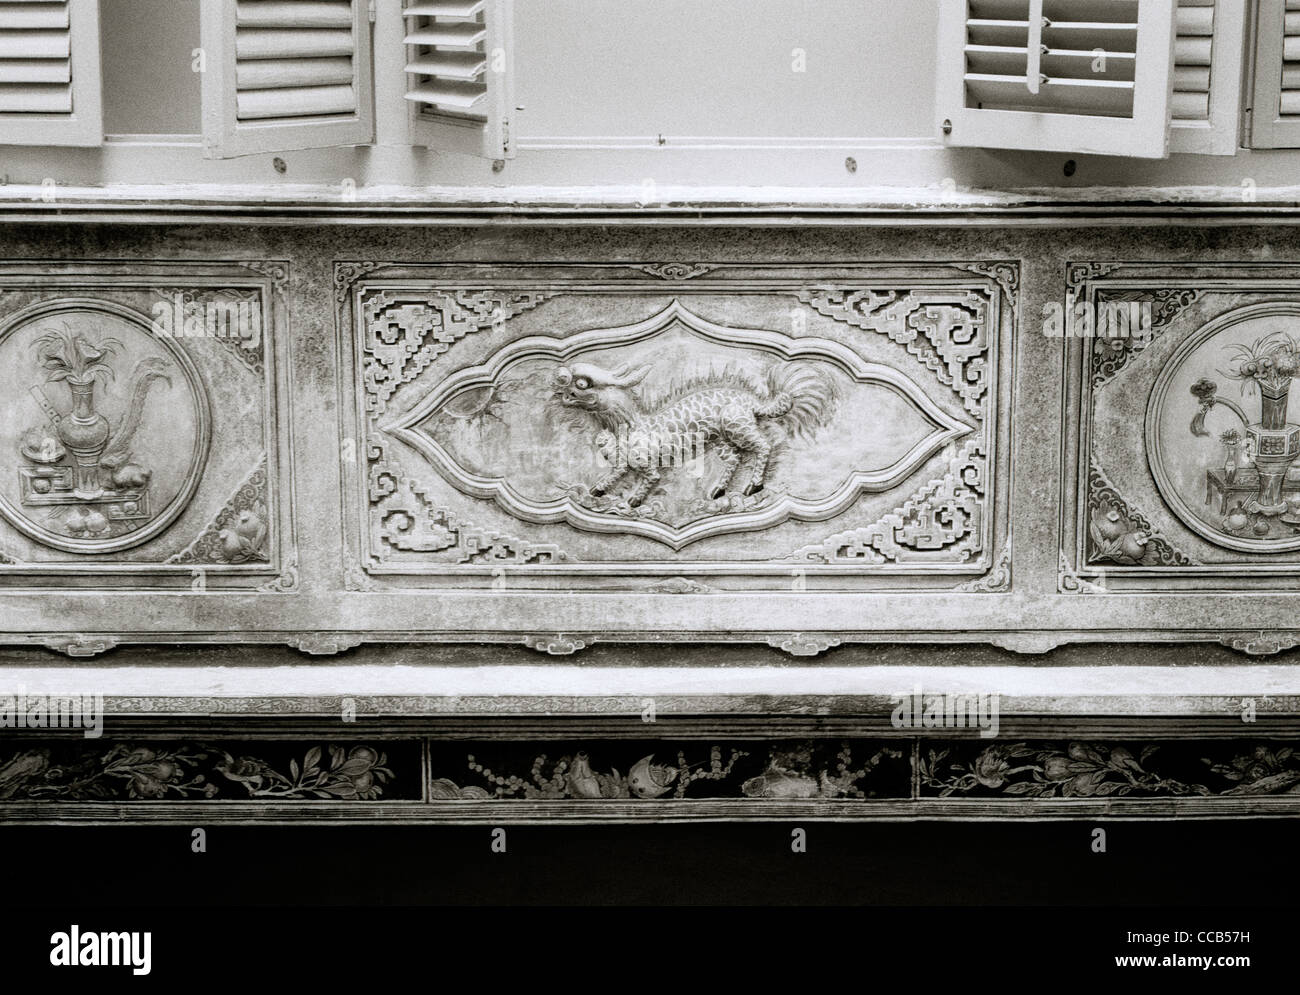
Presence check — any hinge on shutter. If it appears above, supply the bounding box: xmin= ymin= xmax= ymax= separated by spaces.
xmin=367 ymin=0 xmax=376 ymax=22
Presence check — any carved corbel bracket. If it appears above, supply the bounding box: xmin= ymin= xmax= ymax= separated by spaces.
xmin=41 ymin=635 xmax=118 ymax=658
xmin=521 ymin=634 xmax=589 ymax=656
xmin=1221 ymin=631 xmax=1300 ymax=656
xmin=288 ymin=634 xmax=365 ymax=656
xmin=767 ymin=633 xmax=842 ymax=657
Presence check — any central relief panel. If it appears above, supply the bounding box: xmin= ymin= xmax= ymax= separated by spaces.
xmin=340 ymin=263 xmax=1011 ymax=592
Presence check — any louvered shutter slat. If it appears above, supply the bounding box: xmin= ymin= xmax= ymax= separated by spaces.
xmin=1282 ymin=0 xmax=1300 ymax=116
xmin=939 ymin=0 xmax=1177 ymax=158
xmin=231 ymin=2 xmax=360 ymax=124
xmin=403 ymin=1 xmax=492 ymax=118
xmin=202 ymin=0 xmax=373 ymax=157
xmin=0 ymin=0 xmax=100 ymax=142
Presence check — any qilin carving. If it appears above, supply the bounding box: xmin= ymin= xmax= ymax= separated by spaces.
xmin=1087 ymin=461 xmax=1193 ymax=567
xmin=551 ymin=359 xmax=839 ymax=510
xmin=786 ymin=439 xmax=985 ymax=565
xmin=362 ymin=290 xmax=556 ymax=416
xmin=167 ymin=457 xmax=270 ymax=565
xmin=796 ymin=287 xmax=988 ymax=416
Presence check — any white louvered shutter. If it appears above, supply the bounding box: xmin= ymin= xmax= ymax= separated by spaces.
xmin=1251 ymin=0 xmax=1300 ymax=147
xmin=0 ymin=0 xmax=101 ymax=146
xmin=201 ymin=0 xmax=374 ymax=159
xmin=1168 ymin=0 xmax=1245 ymax=155
xmin=936 ymin=0 xmax=1178 ymax=158
xmin=402 ymin=0 xmax=514 ymax=159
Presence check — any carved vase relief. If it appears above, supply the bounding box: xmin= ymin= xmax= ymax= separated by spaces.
xmin=347 ymin=264 xmax=1010 ymax=590
xmin=1148 ymin=303 xmax=1300 ymax=552
xmin=0 ymin=300 xmax=208 ymax=553
xmin=1065 ymin=264 xmax=1300 ymax=591
xmin=0 ymin=264 xmax=292 ymax=589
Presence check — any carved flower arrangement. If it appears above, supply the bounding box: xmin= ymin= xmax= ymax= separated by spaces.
xmin=34 ymin=324 xmax=122 ymax=387
xmin=1224 ymin=331 xmax=1300 ymax=392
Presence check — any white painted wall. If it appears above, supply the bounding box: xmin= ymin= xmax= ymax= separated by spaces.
xmin=4 ymin=0 xmax=1296 ymax=199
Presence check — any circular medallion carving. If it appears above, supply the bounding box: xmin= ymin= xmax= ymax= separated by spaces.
xmin=1147 ymin=302 xmax=1300 ymax=552
xmin=0 ymin=299 xmax=210 ymax=553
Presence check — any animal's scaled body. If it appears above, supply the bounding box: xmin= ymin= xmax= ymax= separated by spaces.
xmin=552 ymin=359 xmax=838 ymax=507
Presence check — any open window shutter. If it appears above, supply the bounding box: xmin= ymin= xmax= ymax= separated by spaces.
xmin=201 ymin=0 xmax=374 ymax=159
xmin=403 ymin=0 xmax=514 ymax=159
xmin=1168 ymin=0 xmax=1245 ymax=155
xmin=937 ymin=0 xmax=1178 ymax=158
xmin=1250 ymin=0 xmax=1300 ymax=148
xmin=0 ymin=0 xmax=101 ymax=146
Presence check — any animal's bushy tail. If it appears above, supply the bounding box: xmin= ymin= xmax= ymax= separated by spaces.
xmin=756 ymin=363 xmax=839 ymax=440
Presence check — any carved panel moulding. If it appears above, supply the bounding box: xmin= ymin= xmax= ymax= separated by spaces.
xmin=339 ymin=262 xmax=1013 ymax=595
xmin=0 ymin=262 xmax=295 ymax=591
xmin=1061 ymin=263 xmax=1300 ymax=601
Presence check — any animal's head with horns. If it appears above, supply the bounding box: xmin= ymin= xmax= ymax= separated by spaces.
xmin=551 ymin=360 xmax=651 ymax=428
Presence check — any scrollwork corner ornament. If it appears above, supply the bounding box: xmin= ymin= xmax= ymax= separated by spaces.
xmin=1221 ymin=631 xmax=1300 ymax=656
xmin=521 ymin=633 xmax=588 ymax=656
xmin=1059 ymin=550 xmax=1107 ymax=595
xmin=955 ymin=261 xmax=1019 ymax=307
xmin=954 ymin=546 xmax=1011 ymax=593
xmin=240 ymin=260 xmax=290 ymax=297
xmin=334 ymin=261 xmax=381 ymax=304
xmin=767 ymin=633 xmax=842 ymax=657
xmin=257 ymin=552 xmax=299 ymax=594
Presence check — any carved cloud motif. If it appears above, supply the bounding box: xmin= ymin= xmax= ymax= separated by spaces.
xmin=381 ymin=301 xmax=974 ymax=549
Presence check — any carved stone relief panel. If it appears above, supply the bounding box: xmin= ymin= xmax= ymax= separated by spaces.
xmin=0 ymin=262 xmax=294 ymax=590
xmin=340 ymin=262 xmax=1012 ymax=592
xmin=1062 ymin=262 xmax=1300 ymax=593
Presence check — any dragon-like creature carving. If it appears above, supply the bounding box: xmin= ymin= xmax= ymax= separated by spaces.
xmin=551 ymin=360 xmax=839 ymax=507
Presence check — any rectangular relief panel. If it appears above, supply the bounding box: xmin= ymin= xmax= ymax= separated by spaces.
xmin=340 ymin=262 xmax=1013 ymax=594
xmin=0 ymin=261 xmax=295 ymax=591
xmin=1062 ymin=262 xmax=1300 ymax=597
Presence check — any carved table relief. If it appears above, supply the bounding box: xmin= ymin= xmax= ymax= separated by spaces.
xmin=340 ymin=263 xmax=1013 ymax=594
xmin=0 ymin=263 xmax=294 ymax=590
xmin=1063 ymin=263 xmax=1300 ymax=593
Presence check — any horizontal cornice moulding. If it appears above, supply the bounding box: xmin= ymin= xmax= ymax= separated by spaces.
xmin=4 ymin=183 xmax=1300 ymax=223
xmin=5 ymin=664 xmax=1300 ymax=704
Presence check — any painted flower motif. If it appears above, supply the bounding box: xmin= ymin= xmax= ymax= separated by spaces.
xmin=1191 ymin=377 xmax=1219 ymax=403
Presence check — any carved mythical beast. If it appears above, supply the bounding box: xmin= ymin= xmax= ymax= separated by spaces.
xmin=551 ymin=360 xmax=839 ymax=507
